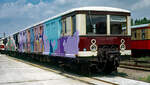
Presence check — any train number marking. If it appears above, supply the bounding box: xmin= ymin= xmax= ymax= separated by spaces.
xmin=90 ymin=39 xmax=97 ymax=52
xmin=120 ymin=39 xmax=126 ymax=51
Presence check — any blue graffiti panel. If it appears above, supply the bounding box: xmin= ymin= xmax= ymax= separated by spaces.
xmin=44 ymin=17 xmax=62 ymax=40
xmin=30 ymin=28 xmax=34 ymax=52
xmin=43 ymin=17 xmax=62 ymax=55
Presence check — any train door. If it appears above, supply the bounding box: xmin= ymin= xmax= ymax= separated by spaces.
xmin=61 ymin=15 xmax=79 ymax=58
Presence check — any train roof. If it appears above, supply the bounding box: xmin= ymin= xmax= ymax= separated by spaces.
xmin=72 ymin=6 xmax=130 ymax=13
xmin=7 ymin=6 xmax=130 ymax=38
xmin=131 ymin=23 xmax=150 ymax=29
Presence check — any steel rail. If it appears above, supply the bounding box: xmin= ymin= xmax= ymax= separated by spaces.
xmin=119 ymin=64 xmax=150 ymax=72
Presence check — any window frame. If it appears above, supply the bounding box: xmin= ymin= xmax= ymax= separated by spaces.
xmin=61 ymin=16 xmax=76 ymax=36
xmin=86 ymin=14 xmax=107 ymax=35
xmin=110 ymin=15 xmax=127 ymax=35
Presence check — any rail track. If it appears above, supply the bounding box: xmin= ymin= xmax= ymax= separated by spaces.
xmin=6 ymin=55 xmax=118 ymax=85
xmin=119 ymin=63 xmax=150 ymax=72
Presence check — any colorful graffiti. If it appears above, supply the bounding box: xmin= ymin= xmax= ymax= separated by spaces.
xmin=18 ymin=32 xmax=23 ymax=52
xmin=6 ymin=37 xmax=16 ymax=51
xmin=30 ymin=28 xmax=34 ymax=52
xmin=39 ymin=25 xmax=44 ymax=53
xmin=27 ymin=29 xmax=30 ymax=52
xmin=5 ymin=17 xmax=79 ymax=58
xmin=44 ymin=17 xmax=62 ymax=55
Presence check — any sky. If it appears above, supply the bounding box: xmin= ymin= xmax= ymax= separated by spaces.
xmin=0 ymin=0 xmax=150 ymax=37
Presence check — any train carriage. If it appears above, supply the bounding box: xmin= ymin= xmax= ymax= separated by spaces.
xmin=0 ymin=38 xmax=5 ymax=50
xmin=0 ymin=6 xmax=131 ymax=74
xmin=131 ymin=23 xmax=150 ymax=57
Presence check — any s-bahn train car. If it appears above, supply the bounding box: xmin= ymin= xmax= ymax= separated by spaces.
xmin=0 ymin=38 xmax=5 ymax=50
xmin=0 ymin=6 xmax=131 ymax=74
xmin=131 ymin=23 xmax=150 ymax=57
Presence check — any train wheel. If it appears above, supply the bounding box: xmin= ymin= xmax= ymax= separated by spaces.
xmin=102 ymin=57 xmax=119 ymax=74
xmin=80 ymin=63 xmax=91 ymax=76
xmin=103 ymin=61 xmax=115 ymax=74
xmin=89 ymin=64 xmax=98 ymax=73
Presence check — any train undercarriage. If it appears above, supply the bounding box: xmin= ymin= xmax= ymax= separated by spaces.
xmin=77 ymin=45 xmax=120 ymax=74
xmin=0 ymin=46 xmax=120 ymax=75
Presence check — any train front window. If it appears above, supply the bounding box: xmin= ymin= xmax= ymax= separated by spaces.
xmin=110 ymin=15 xmax=127 ymax=35
xmin=86 ymin=15 xmax=106 ymax=34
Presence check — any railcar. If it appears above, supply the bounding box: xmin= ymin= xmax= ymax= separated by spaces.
xmin=0 ymin=39 xmax=5 ymax=50
xmin=131 ymin=23 xmax=150 ymax=57
xmin=0 ymin=6 xmax=131 ymax=74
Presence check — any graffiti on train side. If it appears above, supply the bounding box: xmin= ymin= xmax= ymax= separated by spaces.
xmin=4 ymin=17 xmax=79 ymax=58
xmin=6 ymin=37 xmax=16 ymax=51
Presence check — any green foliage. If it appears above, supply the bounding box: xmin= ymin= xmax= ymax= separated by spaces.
xmin=137 ymin=56 xmax=150 ymax=61
xmin=139 ymin=75 xmax=150 ymax=83
xmin=131 ymin=17 xmax=150 ymax=26
xmin=131 ymin=19 xmax=134 ymax=26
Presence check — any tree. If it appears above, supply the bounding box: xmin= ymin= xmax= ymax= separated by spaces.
xmin=133 ymin=17 xmax=150 ymax=25
xmin=131 ymin=18 xmax=134 ymax=26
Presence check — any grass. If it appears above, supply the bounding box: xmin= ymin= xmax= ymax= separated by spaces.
xmin=139 ymin=75 xmax=150 ymax=83
xmin=120 ymin=55 xmax=150 ymax=62
xmin=137 ymin=56 xmax=150 ymax=61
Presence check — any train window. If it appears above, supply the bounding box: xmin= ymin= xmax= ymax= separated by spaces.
xmin=66 ymin=17 xmax=72 ymax=35
xmin=141 ymin=29 xmax=145 ymax=40
xmin=62 ymin=16 xmax=76 ymax=36
xmin=72 ymin=15 xmax=76 ymax=33
xmin=134 ymin=31 xmax=137 ymax=39
xmin=63 ymin=17 xmax=72 ymax=35
xmin=62 ymin=19 xmax=67 ymax=34
xmin=110 ymin=16 xmax=127 ymax=35
xmin=86 ymin=15 xmax=106 ymax=34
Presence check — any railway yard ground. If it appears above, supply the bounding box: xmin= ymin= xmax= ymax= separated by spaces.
xmin=119 ymin=56 xmax=150 ymax=83
xmin=0 ymin=54 xmax=150 ymax=85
